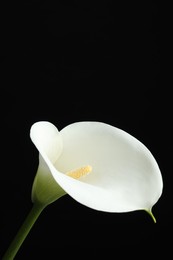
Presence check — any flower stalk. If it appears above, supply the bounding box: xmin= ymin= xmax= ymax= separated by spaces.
xmin=2 ymin=203 xmax=45 ymax=260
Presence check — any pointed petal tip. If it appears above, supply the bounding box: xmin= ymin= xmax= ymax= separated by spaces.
xmin=145 ymin=209 xmax=157 ymax=223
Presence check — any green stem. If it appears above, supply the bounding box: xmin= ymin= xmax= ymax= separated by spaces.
xmin=2 ymin=203 xmax=45 ymax=260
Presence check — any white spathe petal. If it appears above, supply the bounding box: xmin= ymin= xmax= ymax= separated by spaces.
xmin=30 ymin=121 xmax=65 ymax=205
xmin=30 ymin=121 xmax=163 ymax=213
xmin=30 ymin=121 xmax=63 ymax=163
xmin=52 ymin=121 xmax=163 ymax=212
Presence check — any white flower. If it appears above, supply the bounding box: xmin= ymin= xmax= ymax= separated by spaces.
xmin=30 ymin=121 xmax=163 ymax=221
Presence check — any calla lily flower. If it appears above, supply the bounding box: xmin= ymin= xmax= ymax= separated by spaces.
xmin=3 ymin=122 xmax=163 ymax=260
xmin=30 ymin=121 xmax=163 ymax=221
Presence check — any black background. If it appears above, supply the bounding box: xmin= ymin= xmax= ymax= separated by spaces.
xmin=1 ymin=1 xmax=171 ymax=259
